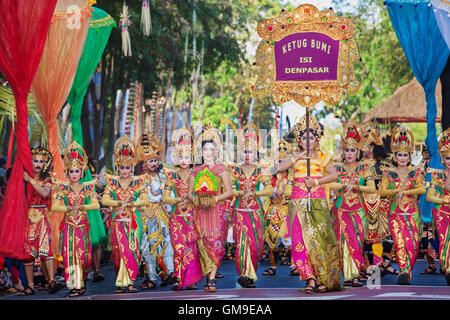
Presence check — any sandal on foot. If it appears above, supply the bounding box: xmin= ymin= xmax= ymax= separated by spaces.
xmin=316 ymin=283 xmax=327 ymax=293
xmin=262 ymin=267 xmax=277 ymax=276
xmin=206 ymin=279 xmax=217 ymax=292
xmin=379 ymin=263 xmax=399 ymax=275
xmin=397 ymin=273 xmax=410 ymax=285
xmin=171 ymin=282 xmax=180 ymax=291
xmin=115 ymin=287 xmax=126 ymax=294
xmin=420 ymin=266 xmax=437 ymax=274
xmin=48 ymin=280 xmax=62 ymax=294
xmin=237 ymin=276 xmax=250 ymax=288
xmin=140 ymin=279 xmax=156 ymax=290
xmin=127 ymin=285 xmax=138 ymax=293
xmin=359 ymin=272 xmax=369 ymax=282
xmin=166 ymin=272 xmax=178 ymax=285
xmin=17 ymin=286 xmax=34 ymax=296
xmin=351 ymin=278 xmax=363 ymax=287
xmin=66 ymin=289 xmax=80 ymax=298
xmin=248 ymin=279 xmax=256 ymax=288
xmin=304 ymin=278 xmax=316 ymax=294
xmin=215 ymin=271 xmax=224 ymax=279
xmin=290 ymin=267 xmax=299 ymax=276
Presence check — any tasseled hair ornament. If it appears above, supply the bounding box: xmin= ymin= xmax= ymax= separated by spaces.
xmin=141 ymin=0 xmax=151 ymax=36
xmin=120 ymin=2 xmax=132 ymax=56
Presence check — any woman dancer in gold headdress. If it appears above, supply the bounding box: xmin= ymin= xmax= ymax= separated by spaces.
xmin=187 ymin=122 xmax=233 ymax=292
xmin=163 ymin=126 xmax=203 ymax=290
xmin=51 ymin=142 xmax=99 ymax=297
xmin=360 ymin=122 xmax=396 ymax=276
xmin=101 ymin=136 xmax=149 ymax=293
xmin=228 ymin=121 xmax=273 ymax=288
xmin=379 ymin=128 xmax=426 ymax=285
xmin=278 ymin=114 xmax=341 ymax=294
xmin=427 ymin=128 xmax=450 ymax=285
xmin=263 ymin=138 xmax=294 ymax=277
xmin=330 ymin=121 xmax=375 ymax=287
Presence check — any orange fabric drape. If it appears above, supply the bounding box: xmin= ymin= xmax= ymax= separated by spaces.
xmin=30 ymin=0 xmax=93 ymax=262
xmin=31 ymin=0 xmax=93 ymax=180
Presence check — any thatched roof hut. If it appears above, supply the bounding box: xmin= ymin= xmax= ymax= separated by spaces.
xmin=363 ymin=77 xmax=442 ymax=123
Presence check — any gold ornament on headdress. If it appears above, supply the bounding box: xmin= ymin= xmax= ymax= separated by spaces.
xmin=238 ymin=121 xmax=261 ymax=152
xmin=439 ymin=128 xmax=450 ymax=158
xmin=341 ymin=120 xmax=364 ymax=150
xmin=197 ymin=121 xmax=222 ymax=149
xmin=172 ymin=125 xmax=194 ymax=158
xmin=114 ymin=136 xmax=137 ymax=167
xmin=275 ymin=138 xmax=292 ymax=160
xmin=136 ymin=133 xmax=163 ymax=162
xmin=31 ymin=146 xmax=53 ymax=173
xmin=293 ymin=114 xmax=323 ymax=140
xmin=361 ymin=121 xmax=383 ymax=152
xmin=63 ymin=141 xmax=88 ymax=171
xmin=391 ymin=127 xmax=414 ymax=154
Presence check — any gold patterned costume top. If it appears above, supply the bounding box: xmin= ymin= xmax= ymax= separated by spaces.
xmin=102 ymin=173 xmax=149 ymax=228
xmin=51 ymin=142 xmax=99 ymax=227
xmin=379 ymin=167 xmax=426 ymax=214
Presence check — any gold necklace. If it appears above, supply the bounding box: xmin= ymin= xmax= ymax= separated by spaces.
xmin=178 ymin=169 xmax=190 ymax=183
xmin=241 ymin=164 xmax=256 ymax=178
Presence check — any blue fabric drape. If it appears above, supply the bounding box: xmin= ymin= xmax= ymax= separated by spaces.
xmin=386 ymin=0 xmax=449 ymax=223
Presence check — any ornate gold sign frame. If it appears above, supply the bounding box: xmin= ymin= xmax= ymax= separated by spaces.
xmin=252 ymin=4 xmax=361 ymax=107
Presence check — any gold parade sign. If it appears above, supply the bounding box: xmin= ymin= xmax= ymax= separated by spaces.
xmin=252 ymin=4 xmax=361 ymax=107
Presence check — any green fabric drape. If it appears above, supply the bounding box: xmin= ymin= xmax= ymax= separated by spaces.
xmin=67 ymin=7 xmax=115 ymax=246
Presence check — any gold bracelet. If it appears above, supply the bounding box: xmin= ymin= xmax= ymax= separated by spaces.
xmin=291 ymin=157 xmax=296 ymax=165
xmin=315 ymin=179 xmax=319 ymax=187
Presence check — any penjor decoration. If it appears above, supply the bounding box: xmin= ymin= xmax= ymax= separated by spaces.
xmin=120 ymin=2 xmax=132 ymax=57
xmin=141 ymin=0 xmax=152 ymax=36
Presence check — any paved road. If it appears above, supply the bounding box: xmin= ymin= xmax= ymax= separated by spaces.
xmin=1 ymin=258 xmax=449 ymax=301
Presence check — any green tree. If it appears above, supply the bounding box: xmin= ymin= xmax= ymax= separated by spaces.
xmin=320 ymin=0 xmax=413 ymax=120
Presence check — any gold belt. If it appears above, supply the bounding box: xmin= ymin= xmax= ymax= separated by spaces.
xmin=28 ymin=208 xmax=45 ymax=224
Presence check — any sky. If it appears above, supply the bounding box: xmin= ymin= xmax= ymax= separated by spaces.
xmin=282 ymin=0 xmax=360 ymax=12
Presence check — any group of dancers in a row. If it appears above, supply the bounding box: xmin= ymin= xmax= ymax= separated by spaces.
xmin=16 ymin=113 xmax=450 ymax=297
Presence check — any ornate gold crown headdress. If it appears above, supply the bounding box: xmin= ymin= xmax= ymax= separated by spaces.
xmin=391 ymin=127 xmax=414 ymax=154
xmin=136 ymin=133 xmax=163 ymax=161
xmin=197 ymin=121 xmax=222 ymax=149
xmin=238 ymin=121 xmax=261 ymax=151
xmin=439 ymin=128 xmax=450 ymax=158
xmin=63 ymin=141 xmax=88 ymax=171
xmin=172 ymin=125 xmax=194 ymax=159
xmin=293 ymin=114 xmax=323 ymax=141
xmin=114 ymin=135 xmax=137 ymax=167
xmin=341 ymin=120 xmax=364 ymax=150
xmin=275 ymin=138 xmax=292 ymax=160
xmin=361 ymin=121 xmax=383 ymax=151
xmin=31 ymin=146 xmax=53 ymax=173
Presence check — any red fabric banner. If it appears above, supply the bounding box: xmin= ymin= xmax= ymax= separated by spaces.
xmin=0 ymin=0 xmax=58 ymax=259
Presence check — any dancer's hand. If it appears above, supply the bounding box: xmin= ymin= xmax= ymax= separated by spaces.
xmin=304 ymin=177 xmax=316 ymax=189
xmin=23 ymin=171 xmax=32 ymax=182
